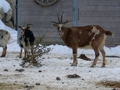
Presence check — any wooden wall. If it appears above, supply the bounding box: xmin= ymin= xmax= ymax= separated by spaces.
xmin=18 ymin=0 xmax=120 ymax=47
xmin=18 ymin=0 xmax=73 ymax=45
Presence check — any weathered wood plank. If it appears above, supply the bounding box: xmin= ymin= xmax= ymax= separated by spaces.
xmin=78 ymin=17 xmax=120 ymax=23
xmin=78 ymin=0 xmax=120 ymax=6
xmin=79 ymin=11 xmax=120 ymax=17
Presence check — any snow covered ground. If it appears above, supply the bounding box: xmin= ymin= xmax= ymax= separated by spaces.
xmin=0 ymin=38 xmax=120 ymax=90
xmin=0 ymin=20 xmax=120 ymax=90
xmin=0 ymin=0 xmax=120 ymax=90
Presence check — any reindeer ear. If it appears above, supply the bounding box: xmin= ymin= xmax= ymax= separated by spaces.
xmin=51 ymin=21 xmax=58 ymax=27
xmin=27 ymin=26 xmax=30 ymax=28
xmin=53 ymin=23 xmax=58 ymax=26
xmin=18 ymin=26 xmax=22 ymax=28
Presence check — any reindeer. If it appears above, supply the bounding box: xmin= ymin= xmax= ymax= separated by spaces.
xmin=0 ymin=29 xmax=10 ymax=57
xmin=18 ymin=24 xmax=35 ymax=66
xmin=51 ymin=13 xmax=113 ymax=67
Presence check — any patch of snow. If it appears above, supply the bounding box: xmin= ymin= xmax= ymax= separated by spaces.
xmin=0 ymin=0 xmax=11 ymax=13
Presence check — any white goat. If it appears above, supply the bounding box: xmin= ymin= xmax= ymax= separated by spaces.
xmin=0 ymin=29 xmax=10 ymax=57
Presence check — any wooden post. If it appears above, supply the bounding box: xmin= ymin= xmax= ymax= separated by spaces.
xmin=16 ymin=0 xmax=21 ymax=43
xmin=73 ymin=0 xmax=79 ymax=26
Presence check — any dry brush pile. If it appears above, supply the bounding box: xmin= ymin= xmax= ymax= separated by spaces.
xmin=20 ymin=36 xmax=51 ymax=67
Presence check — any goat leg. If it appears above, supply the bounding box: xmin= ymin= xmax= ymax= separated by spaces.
xmin=28 ymin=55 xmax=34 ymax=67
xmin=1 ymin=46 xmax=7 ymax=57
xmin=71 ymin=48 xmax=77 ymax=66
xmin=100 ymin=48 xmax=106 ymax=67
xmin=23 ymin=50 xmax=27 ymax=59
xmin=28 ymin=48 xmax=34 ymax=67
xmin=91 ymin=49 xmax=99 ymax=67
xmin=19 ymin=48 xmax=22 ymax=58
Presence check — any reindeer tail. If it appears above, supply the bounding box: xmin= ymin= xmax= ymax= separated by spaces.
xmin=105 ymin=31 xmax=114 ymax=36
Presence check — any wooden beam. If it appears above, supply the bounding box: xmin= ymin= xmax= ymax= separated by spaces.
xmin=73 ymin=0 xmax=78 ymax=26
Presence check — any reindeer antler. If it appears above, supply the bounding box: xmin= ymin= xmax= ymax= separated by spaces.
xmin=57 ymin=14 xmax=60 ymax=23
xmin=61 ymin=12 xmax=64 ymax=23
xmin=27 ymin=24 xmax=33 ymax=26
xmin=64 ymin=20 xmax=71 ymax=24
xmin=51 ymin=12 xmax=70 ymax=25
xmin=51 ymin=21 xmax=58 ymax=24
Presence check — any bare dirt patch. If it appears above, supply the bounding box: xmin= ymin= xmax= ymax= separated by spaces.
xmin=0 ymin=83 xmax=24 ymax=90
xmin=97 ymin=80 xmax=120 ymax=88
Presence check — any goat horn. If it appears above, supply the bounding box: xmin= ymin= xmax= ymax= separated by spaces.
xmin=64 ymin=20 xmax=70 ymax=24
xmin=57 ymin=14 xmax=60 ymax=23
xmin=27 ymin=24 xmax=33 ymax=26
xmin=51 ymin=21 xmax=58 ymax=24
xmin=61 ymin=12 xmax=64 ymax=23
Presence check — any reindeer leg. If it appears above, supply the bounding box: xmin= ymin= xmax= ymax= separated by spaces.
xmin=71 ymin=48 xmax=77 ymax=66
xmin=23 ymin=50 xmax=27 ymax=59
xmin=91 ymin=49 xmax=99 ymax=67
xmin=28 ymin=47 xmax=34 ymax=67
xmin=100 ymin=48 xmax=106 ymax=67
xmin=4 ymin=46 xmax=7 ymax=56
xmin=28 ymin=55 xmax=34 ymax=67
xmin=19 ymin=48 xmax=22 ymax=58
xmin=1 ymin=46 xmax=7 ymax=57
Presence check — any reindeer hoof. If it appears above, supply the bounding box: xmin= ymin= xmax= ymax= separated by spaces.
xmin=19 ymin=56 xmax=22 ymax=58
xmin=23 ymin=66 xmax=28 ymax=68
xmin=22 ymin=57 xmax=27 ymax=60
xmin=71 ymin=64 xmax=77 ymax=66
xmin=91 ymin=63 xmax=96 ymax=67
xmin=90 ymin=65 xmax=94 ymax=68
xmin=101 ymin=64 xmax=105 ymax=68
xmin=1 ymin=55 xmax=5 ymax=57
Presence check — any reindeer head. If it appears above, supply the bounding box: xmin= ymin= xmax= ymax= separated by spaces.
xmin=18 ymin=24 xmax=33 ymax=36
xmin=51 ymin=12 xmax=70 ymax=35
xmin=18 ymin=24 xmax=32 ymax=31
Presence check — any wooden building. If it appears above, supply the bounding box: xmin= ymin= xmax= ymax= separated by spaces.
xmin=16 ymin=0 xmax=120 ymax=47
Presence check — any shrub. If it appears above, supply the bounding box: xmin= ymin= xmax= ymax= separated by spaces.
xmin=20 ymin=35 xmax=51 ymax=67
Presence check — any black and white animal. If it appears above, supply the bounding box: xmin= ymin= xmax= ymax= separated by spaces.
xmin=0 ymin=29 xmax=10 ymax=57
xmin=18 ymin=24 xmax=35 ymax=64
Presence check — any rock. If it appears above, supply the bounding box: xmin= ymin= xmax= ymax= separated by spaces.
xmin=24 ymin=85 xmax=34 ymax=89
xmin=38 ymin=70 xmax=42 ymax=72
xmin=15 ymin=69 xmax=24 ymax=72
xmin=56 ymin=77 xmax=61 ymax=80
xmin=36 ymin=83 xmax=40 ymax=85
xmin=78 ymin=54 xmax=91 ymax=61
xmin=0 ymin=8 xmax=4 ymax=19
xmin=4 ymin=69 xmax=8 ymax=71
xmin=5 ymin=21 xmax=14 ymax=28
xmin=5 ymin=9 xmax=12 ymax=22
xmin=67 ymin=74 xmax=80 ymax=78
xmin=0 ymin=0 xmax=13 ymax=28
xmin=112 ymin=89 xmax=116 ymax=90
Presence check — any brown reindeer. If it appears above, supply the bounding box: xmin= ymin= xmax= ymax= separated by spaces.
xmin=52 ymin=13 xmax=113 ymax=67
